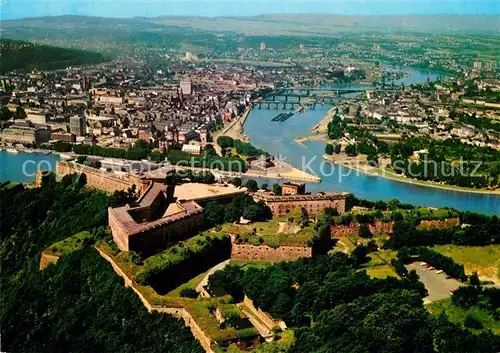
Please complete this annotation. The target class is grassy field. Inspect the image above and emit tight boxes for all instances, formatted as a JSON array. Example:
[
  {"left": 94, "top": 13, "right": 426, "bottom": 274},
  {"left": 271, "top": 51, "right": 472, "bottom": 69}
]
[
  {"left": 364, "top": 264, "right": 399, "bottom": 279},
  {"left": 221, "top": 219, "right": 314, "bottom": 247},
  {"left": 433, "top": 245, "right": 500, "bottom": 282},
  {"left": 427, "top": 298, "right": 500, "bottom": 334},
  {"left": 374, "top": 249, "right": 398, "bottom": 264},
  {"left": 229, "top": 259, "right": 274, "bottom": 270},
  {"left": 220, "top": 219, "right": 284, "bottom": 236},
  {"left": 166, "top": 270, "right": 211, "bottom": 297}
]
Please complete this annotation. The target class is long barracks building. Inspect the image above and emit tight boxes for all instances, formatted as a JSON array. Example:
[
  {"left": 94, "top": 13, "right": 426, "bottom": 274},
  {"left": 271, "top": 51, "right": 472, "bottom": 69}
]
[{"left": 253, "top": 191, "right": 351, "bottom": 217}]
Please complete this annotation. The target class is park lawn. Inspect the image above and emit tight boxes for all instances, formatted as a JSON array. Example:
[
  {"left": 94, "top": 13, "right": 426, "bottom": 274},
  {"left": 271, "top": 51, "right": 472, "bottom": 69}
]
[
  {"left": 220, "top": 218, "right": 286, "bottom": 237},
  {"left": 166, "top": 269, "right": 211, "bottom": 297},
  {"left": 335, "top": 237, "right": 357, "bottom": 252},
  {"left": 253, "top": 219, "right": 283, "bottom": 235},
  {"left": 237, "top": 226, "right": 313, "bottom": 247},
  {"left": 222, "top": 218, "right": 313, "bottom": 247},
  {"left": 227, "top": 147, "right": 245, "bottom": 159},
  {"left": 427, "top": 298, "right": 500, "bottom": 334},
  {"left": 364, "top": 264, "right": 399, "bottom": 279},
  {"left": 432, "top": 245, "right": 500, "bottom": 281},
  {"left": 229, "top": 259, "right": 274, "bottom": 270},
  {"left": 374, "top": 249, "right": 398, "bottom": 264}
]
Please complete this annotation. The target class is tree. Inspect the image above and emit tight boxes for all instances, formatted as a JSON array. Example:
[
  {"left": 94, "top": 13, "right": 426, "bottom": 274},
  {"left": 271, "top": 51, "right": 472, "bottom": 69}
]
[
  {"left": 325, "top": 144, "right": 334, "bottom": 155},
  {"left": 76, "top": 156, "right": 87, "bottom": 164},
  {"left": 334, "top": 144, "right": 341, "bottom": 154},
  {"left": 261, "top": 183, "right": 268, "bottom": 191},
  {"left": 245, "top": 179, "right": 258, "bottom": 191},
  {"left": 243, "top": 202, "right": 269, "bottom": 222},
  {"left": 217, "top": 136, "right": 234, "bottom": 149},
  {"left": 0, "top": 105, "right": 13, "bottom": 122},
  {"left": 272, "top": 183, "right": 282, "bottom": 196},
  {"left": 358, "top": 223, "right": 373, "bottom": 238},
  {"left": 224, "top": 202, "right": 241, "bottom": 223},
  {"left": 231, "top": 177, "right": 242, "bottom": 187},
  {"left": 387, "top": 199, "right": 401, "bottom": 211},
  {"left": 350, "top": 245, "right": 368, "bottom": 265},
  {"left": 14, "top": 106, "right": 26, "bottom": 121},
  {"left": 464, "top": 313, "right": 483, "bottom": 330},
  {"left": 345, "top": 144, "right": 357, "bottom": 156},
  {"left": 204, "top": 201, "right": 225, "bottom": 227},
  {"left": 469, "top": 272, "right": 481, "bottom": 286},
  {"left": 367, "top": 154, "right": 379, "bottom": 166},
  {"left": 180, "top": 288, "right": 199, "bottom": 299},
  {"left": 193, "top": 171, "right": 215, "bottom": 184}
]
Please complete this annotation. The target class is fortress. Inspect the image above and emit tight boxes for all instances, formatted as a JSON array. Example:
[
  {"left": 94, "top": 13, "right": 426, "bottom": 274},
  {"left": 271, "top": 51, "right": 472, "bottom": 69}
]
[
  {"left": 253, "top": 191, "right": 350, "bottom": 217},
  {"left": 109, "top": 174, "right": 206, "bottom": 254},
  {"left": 56, "top": 160, "right": 350, "bottom": 257}
]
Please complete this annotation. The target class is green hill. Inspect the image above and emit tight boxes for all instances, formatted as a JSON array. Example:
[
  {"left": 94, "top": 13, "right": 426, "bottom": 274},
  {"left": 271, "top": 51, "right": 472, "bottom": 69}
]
[{"left": 0, "top": 39, "right": 107, "bottom": 73}]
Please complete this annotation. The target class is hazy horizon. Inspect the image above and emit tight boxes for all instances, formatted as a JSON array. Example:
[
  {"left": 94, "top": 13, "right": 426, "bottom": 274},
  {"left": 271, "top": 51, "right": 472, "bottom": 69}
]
[{"left": 1, "top": 0, "right": 499, "bottom": 21}]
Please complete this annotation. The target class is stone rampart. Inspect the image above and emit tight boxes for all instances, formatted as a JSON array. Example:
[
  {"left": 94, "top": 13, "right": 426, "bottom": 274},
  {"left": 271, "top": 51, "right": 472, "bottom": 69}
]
[
  {"left": 56, "top": 161, "right": 149, "bottom": 194},
  {"left": 330, "top": 220, "right": 394, "bottom": 237},
  {"left": 417, "top": 217, "right": 460, "bottom": 230},
  {"left": 243, "top": 296, "right": 283, "bottom": 331},
  {"left": 95, "top": 247, "right": 215, "bottom": 353},
  {"left": 39, "top": 252, "right": 61, "bottom": 270},
  {"left": 231, "top": 240, "right": 312, "bottom": 262}
]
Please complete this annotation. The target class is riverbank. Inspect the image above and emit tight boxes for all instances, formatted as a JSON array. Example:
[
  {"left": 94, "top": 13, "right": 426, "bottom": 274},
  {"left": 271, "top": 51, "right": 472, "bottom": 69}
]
[
  {"left": 311, "top": 106, "right": 335, "bottom": 134},
  {"left": 214, "top": 105, "right": 252, "bottom": 143},
  {"left": 322, "top": 154, "right": 500, "bottom": 196},
  {"left": 215, "top": 104, "right": 321, "bottom": 183},
  {"left": 294, "top": 134, "right": 328, "bottom": 147},
  {"left": 0, "top": 145, "right": 56, "bottom": 156}
]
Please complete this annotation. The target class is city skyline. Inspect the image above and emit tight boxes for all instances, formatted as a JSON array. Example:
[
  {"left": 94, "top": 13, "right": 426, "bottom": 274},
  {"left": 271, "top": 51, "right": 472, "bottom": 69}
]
[{"left": 1, "top": 0, "right": 499, "bottom": 20}]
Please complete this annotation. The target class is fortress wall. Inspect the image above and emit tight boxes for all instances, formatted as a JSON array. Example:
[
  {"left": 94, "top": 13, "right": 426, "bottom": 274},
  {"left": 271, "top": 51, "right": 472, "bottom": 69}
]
[
  {"left": 370, "top": 220, "right": 395, "bottom": 234},
  {"left": 39, "top": 252, "right": 61, "bottom": 270},
  {"left": 417, "top": 217, "right": 460, "bottom": 230},
  {"left": 129, "top": 212, "right": 205, "bottom": 254},
  {"left": 266, "top": 198, "right": 347, "bottom": 218},
  {"left": 56, "top": 161, "right": 148, "bottom": 194},
  {"left": 231, "top": 242, "right": 312, "bottom": 262},
  {"left": 108, "top": 208, "right": 130, "bottom": 251},
  {"left": 158, "top": 308, "right": 214, "bottom": 353},
  {"left": 243, "top": 296, "right": 281, "bottom": 331},
  {"left": 330, "top": 223, "right": 358, "bottom": 237},
  {"left": 330, "top": 220, "right": 394, "bottom": 238},
  {"left": 95, "top": 247, "right": 214, "bottom": 353}
]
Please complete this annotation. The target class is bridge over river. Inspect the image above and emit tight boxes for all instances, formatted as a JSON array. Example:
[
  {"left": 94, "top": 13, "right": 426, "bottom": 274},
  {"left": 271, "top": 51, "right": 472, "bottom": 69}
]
[{"left": 255, "top": 87, "right": 399, "bottom": 109}]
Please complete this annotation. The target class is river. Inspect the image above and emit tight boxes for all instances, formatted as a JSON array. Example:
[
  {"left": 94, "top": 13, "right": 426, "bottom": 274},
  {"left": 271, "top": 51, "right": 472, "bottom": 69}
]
[
  {"left": 243, "top": 69, "right": 500, "bottom": 216},
  {"left": 0, "top": 150, "right": 60, "bottom": 183},
  {"left": 2, "top": 69, "right": 498, "bottom": 215}
]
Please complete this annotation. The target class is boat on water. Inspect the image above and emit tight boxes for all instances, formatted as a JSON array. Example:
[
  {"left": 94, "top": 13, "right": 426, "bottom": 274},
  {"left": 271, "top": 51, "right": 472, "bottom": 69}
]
[
  {"left": 36, "top": 150, "right": 52, "bottom": 155},
  {"left": 59, "top": 153, "right": 73, "bottom": 160},
  {"left": 6, "top": 148, "right": 19, "bottom": 154}
]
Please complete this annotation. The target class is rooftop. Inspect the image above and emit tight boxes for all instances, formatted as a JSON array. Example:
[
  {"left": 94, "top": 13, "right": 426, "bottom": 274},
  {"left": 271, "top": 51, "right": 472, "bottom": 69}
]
[
  {"left": 253, "top": 191, "right": 349, "bottom": 202},
  {"left": 174, "top": 182, "right": 246, "bottom": 202}
]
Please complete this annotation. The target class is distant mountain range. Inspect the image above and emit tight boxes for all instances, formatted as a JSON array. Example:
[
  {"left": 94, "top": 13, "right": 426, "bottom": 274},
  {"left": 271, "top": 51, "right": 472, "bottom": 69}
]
[{"left": 1, "top": 14, "right": 499, "bottom": 36}]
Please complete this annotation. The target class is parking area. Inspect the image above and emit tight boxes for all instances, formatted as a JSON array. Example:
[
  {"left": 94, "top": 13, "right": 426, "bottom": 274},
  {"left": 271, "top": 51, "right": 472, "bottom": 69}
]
[{"left": 406, "top": 262, "right": 462, "bottom": 302}]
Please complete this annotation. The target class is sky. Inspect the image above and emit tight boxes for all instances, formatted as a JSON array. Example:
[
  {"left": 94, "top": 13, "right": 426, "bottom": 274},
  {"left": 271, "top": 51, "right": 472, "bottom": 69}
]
[{"left": 1, "top": 0, "right": 499, "bottom": 20}]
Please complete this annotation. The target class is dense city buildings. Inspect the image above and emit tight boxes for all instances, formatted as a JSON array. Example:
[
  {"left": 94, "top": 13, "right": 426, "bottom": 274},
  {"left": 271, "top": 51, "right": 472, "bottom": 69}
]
[
  {"left": 1, "top": 10, "right": 500, "bottom": 353},
  {"left": 69, "top": 115, "right": 87, "bottom": 137}
]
